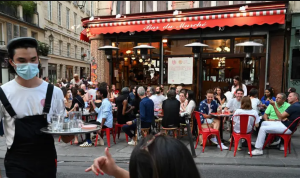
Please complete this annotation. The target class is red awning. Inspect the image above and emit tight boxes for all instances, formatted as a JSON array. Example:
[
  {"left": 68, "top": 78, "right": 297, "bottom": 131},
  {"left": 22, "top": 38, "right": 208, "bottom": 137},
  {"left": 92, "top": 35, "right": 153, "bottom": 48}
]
[
  {"left": 87, "top": 9, "right": 286, "bottom": 35},
  {"left": 80, "top": 29, "right": 89, "bottom": 43}
]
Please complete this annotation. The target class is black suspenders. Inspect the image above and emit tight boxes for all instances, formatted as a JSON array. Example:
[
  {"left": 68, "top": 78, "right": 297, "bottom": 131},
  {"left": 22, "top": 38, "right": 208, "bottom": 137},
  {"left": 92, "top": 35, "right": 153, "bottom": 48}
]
[
  {"left": 0, "top": 87, "right": 17, "bottom": 118},
  {"left": 43, "top": 84, "right": 54, "bottom": 114},
  {"left": 0, "top": 84, "right": 54, "bottom": 118}
]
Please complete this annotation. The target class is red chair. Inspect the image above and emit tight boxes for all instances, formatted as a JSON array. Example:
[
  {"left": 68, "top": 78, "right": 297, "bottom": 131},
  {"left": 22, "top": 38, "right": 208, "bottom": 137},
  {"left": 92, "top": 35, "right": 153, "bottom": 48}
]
[
  {"left": 229, "top": 114, "right": 256, "bottom": 157},
  {"left": 95, "top": 128, "right": 116, "bottom": 148},
  {"left": 263, "top": 117, "right": 300, "bottom": 157},
  {"left": 194, "top": 111, "right": 223, "bottom": 152},
  {"left": 114, "top": 123, "right": 129, "bottom": 142}
]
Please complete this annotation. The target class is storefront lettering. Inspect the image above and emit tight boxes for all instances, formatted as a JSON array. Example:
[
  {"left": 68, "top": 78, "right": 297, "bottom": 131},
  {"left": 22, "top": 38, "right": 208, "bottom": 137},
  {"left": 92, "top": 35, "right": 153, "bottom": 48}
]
[{"left": 143, "top": 21, "right": 207, "bottom": 31}]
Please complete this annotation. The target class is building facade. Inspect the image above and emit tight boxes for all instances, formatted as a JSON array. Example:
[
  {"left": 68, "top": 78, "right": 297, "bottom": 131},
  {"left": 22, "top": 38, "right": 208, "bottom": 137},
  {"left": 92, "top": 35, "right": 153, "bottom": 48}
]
[
  {"left": 82, "top": 1, "right": 287, "bottom": 101},
  {"left": 38, "top": 1, "right": 95, "bottom": 83},
  {"left": 0, "top": 2, "right": 46, "bottom": 84},
  {"left": 287, "top": 1, "right": 300, "bottom": 93}
]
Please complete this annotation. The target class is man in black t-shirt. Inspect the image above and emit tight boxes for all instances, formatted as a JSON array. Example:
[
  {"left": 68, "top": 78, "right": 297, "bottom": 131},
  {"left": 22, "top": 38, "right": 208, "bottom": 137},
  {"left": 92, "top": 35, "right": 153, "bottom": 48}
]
[{"left": 250, "top": 92, "right": 300, "bottom": 156}]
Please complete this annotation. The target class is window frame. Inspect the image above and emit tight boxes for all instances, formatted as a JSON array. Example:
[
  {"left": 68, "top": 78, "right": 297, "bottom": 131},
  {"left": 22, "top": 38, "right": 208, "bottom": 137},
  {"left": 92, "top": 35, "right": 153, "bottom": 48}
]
[
  {"left": 57, "top": 2, "right": 62, "bottom": 26},
  {"left": 74, "top": 12, "right": 77, "bottom": 33},
  {"left": 67, "top": 43, "right": 70, "bottom": 57},
  {"left": 48, "top": 2, "right": 52, "bottom": 20},
  {"left": 66, "top": 8, "right": 70, "bottom": 29}
]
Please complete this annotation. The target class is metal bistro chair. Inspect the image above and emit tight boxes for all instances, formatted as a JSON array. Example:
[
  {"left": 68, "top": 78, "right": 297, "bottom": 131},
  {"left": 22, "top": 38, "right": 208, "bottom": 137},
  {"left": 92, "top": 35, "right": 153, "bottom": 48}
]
[
  {"left": 263, "top": 117, "right": 300, "bottom": 157},
  {"left": 229, "top": 114, "right": 256, "bottom": 157},
  {"left": 194, "top": 111, "right": 223, "bottom": 153}
]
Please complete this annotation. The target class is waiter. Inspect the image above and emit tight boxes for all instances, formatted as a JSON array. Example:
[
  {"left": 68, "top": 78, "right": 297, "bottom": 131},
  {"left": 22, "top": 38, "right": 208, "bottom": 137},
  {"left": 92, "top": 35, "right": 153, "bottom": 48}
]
[{"left": 0, "top": 37, "right": 72, "bottom": 178}]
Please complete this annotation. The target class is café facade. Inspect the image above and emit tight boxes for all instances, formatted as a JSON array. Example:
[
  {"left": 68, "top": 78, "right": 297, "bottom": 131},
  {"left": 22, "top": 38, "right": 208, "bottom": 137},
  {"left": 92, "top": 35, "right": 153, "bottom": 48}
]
[{"left": 81, "top": 1, "right": 288, "bottom": 101}]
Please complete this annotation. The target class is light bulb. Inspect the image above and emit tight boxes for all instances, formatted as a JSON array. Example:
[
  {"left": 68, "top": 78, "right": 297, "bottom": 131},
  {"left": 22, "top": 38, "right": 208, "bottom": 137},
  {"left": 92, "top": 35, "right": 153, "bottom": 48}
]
[
  {"left": 139, "top": 59, "right": 143, "bottom": 63},
  {"left": 148, "top": 64, "right": 151, "bottom": 67}
]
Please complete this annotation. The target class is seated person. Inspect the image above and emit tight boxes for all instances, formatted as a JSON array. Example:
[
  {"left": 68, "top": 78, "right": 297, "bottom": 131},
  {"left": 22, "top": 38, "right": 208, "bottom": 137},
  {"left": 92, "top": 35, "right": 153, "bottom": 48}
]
[
  {"left": 80, "top": 88, "right": 113, "bottom": 147},
  {"left": 262, "top": 93, "right": 290, "bottom": 146},
  {"left": 199, "top": 89, "right": 228, "bottom": 150},
  {"left": 249, "top": 88, "right": 262, "bottom": 115},
  {"left": 158, "top": 90, "right": 180, "bottom": 128},
  {"left": 233, "top": 97, "right": 260, "bottom": 149},
  {"left": 250, "top": 92, "right": 300, "bottom": 156},
  {"left": 224, "top": 89, "right": 244, "bottom": 113},
  {"left": 122, "top": 87, "right": 154, "bottom": 146}
]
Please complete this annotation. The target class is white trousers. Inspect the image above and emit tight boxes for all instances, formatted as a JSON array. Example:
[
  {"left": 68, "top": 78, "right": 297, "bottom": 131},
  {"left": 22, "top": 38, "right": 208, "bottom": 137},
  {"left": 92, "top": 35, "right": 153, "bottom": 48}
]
[{"left": 255, "top": 121, "right": 292, "bottom": 149}]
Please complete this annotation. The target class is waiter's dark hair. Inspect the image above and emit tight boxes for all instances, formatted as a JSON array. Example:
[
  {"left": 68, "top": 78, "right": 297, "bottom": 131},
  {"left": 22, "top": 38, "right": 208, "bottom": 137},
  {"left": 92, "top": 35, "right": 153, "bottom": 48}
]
[
  {"left": 98, "top": 87, "right": 108, "bottom": 98},
  {"left": 7, "top": 42, "right": 41, "bottom": 74}
]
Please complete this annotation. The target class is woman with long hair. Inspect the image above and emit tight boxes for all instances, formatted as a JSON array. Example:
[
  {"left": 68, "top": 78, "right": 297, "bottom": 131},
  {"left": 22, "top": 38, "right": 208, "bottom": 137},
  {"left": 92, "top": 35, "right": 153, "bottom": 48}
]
[
  {"left": 231, "top": 76, "right": 247, "bottom": 96},
  {"left": 86, "top": 134, "right": 201, "bottom": 178},
  {"left": 232, "top": 97, "right": 260, "bottom": 150},
  {"left": 214, "top": 87, "right": 227, "bottom": 108},
  {"left": 260, "top": 87, "right": 276, "bottom": 115},
  {"left": 61, "top": 87, "right": 72, "bottom": 114},
  {"left": 115, "top": 87, "right": 133, "bottom": 124}
]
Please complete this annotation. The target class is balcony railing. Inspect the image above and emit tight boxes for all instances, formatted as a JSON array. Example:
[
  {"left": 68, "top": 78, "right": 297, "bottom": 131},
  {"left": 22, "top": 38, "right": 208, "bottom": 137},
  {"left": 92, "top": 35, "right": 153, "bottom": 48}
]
[
  {"left": 0, "top": 4, "right": 18, "bottom": 18},
  {"left": 0, "top": 41, "right": 5, "bottom": 45}
]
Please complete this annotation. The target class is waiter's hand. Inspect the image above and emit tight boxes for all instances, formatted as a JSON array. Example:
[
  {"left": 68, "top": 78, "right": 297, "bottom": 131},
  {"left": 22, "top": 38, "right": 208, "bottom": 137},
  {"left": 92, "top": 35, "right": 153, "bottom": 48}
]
[
  {"left": 61, "top": 135, "right": 75, "bottom": 143},
  {"left": 86, "top": 148, "right": 120, "bottom": 176}
]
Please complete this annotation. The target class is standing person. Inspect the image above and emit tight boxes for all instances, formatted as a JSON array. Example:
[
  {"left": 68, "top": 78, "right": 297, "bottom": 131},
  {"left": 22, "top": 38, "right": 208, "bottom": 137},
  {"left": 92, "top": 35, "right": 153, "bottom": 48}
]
[
  {"left": 70, "top": 74, "right": 83, "bottom": 86},
  {"left": 115, "top": 87, "right": 132, "bottom": 125},
  {"left": 146, "top": 86, "right": 155, "bottom": 98},
  {"left": 80, "top": 88, "right": 113, "bottom": 147},
  {"left": 260, "top": 87, "right": 276, "bottom": 115},
  {"left": 43, "top": 76, "right": 49, "bottom": 83},
  {"left": 122, "top": 87, "right": 154, "bottom": 146},
  {"left": 231, "top": 76, "right": 247, "bottom": 96},
  {"left": 111, "top": 84, "right": 119, "bottom": 98},
  {"left": 1, "top": 37, "right": 72, "bottom": 178},
  {"left": 128, "top": 85, "right": 136, "bottom": 105},
  {"left": 129, "top": 70, "right": 137, "bottom": 86}
]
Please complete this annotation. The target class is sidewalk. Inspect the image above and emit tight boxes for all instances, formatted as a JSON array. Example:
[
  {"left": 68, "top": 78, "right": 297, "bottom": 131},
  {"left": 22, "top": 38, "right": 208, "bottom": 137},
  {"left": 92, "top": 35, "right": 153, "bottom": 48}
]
[{"left": 0, "top": 129, "right": 299, "bottom": 168}]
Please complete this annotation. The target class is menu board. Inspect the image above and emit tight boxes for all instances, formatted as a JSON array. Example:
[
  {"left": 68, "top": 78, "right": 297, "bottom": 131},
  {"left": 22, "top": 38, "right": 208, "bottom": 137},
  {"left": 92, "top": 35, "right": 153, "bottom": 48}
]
[{"left": 168, "top": 57, "right": 193, "bottom": 84}]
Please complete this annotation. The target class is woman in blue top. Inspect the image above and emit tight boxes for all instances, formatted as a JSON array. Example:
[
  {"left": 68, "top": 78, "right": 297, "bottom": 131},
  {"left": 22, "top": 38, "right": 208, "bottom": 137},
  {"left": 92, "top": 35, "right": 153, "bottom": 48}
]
[{"left": 260, "top": 87, "right": 276, "bottom": 115}]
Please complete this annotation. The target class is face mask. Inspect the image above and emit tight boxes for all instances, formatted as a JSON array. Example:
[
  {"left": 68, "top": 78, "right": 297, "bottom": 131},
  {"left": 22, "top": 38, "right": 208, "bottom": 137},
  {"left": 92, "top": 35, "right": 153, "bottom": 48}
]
[{"left": 13, "top": 62, "right": 39, "bottom": 80}]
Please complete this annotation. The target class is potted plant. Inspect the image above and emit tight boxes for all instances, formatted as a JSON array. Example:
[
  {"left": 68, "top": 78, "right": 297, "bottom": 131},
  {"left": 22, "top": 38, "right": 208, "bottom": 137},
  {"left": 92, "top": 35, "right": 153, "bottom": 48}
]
[{"left": 81, "top": 53, "right": 87, "bottom": 58}]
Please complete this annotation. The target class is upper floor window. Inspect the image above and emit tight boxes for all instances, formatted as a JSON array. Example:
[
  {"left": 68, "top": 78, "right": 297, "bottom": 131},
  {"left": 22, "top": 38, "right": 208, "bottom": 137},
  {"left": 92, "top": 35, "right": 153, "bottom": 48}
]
[
  {"left": 48, "top": 2, "right": 52, "bottom": 20},
  {"left": 157, "top": 1, "right": 167, "bottom": 11},
  {"left": 143, "top": 1, "right": 153, "bottom": 12},
  {"left": 66, "top": 8, "right": 70, "bottom": 29},
  {"left": 49, "top": 35, "right": 54, "bottom": 54},
  {"left": 74, "top": 12, "right": 77, "bottom": 33},
  {"left": 57, "top": 2, "right": 62, "bottom": 26},
  {"left": 116, "top": 1, "right": 126, "bottom": 14},
  {"left": 130, "top": 1, "right": 140, "bottom": 14}
]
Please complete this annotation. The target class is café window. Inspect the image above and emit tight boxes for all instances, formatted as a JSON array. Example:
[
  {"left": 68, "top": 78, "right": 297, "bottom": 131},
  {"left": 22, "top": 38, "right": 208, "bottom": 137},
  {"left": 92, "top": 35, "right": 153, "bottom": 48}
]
[
  {"left": 234, "top": 37, "right": 266, "bottom": 53},
  {"left": 163, "top": 39, "right": 196, "bottom": 55},
  {"left": 203, "top": 39, "right": 231, "bottom": 53}
]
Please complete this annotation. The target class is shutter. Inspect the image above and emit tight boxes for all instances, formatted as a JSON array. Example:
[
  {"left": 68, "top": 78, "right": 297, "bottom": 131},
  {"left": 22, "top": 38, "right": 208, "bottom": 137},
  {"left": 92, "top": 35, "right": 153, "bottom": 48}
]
[
  {"left": 145, "top": 1, "right": 153, "bottom": 12},
  {"left": 157, "top": 1, "right": 167, "bottom": 11},
  {"left": 130, "top": 1, "right": 140, "bottom": 14},
  {"left": 13, "top": 25, "right": 19, "bottom": 38},
  {"left": 233, "top": 1, "right": 246, "bottom": 4},
  {"left": 203, "top": 1, "right": 211, "bottom": 7},
  {"left": 20, "top": 27, "right": 27, "bottom": 37},
  {"left": 6, "top": 23, "right": 12, "bottom": 42},
  {"left": 217, "top": 1, "right": 229, "bottom": 6}
]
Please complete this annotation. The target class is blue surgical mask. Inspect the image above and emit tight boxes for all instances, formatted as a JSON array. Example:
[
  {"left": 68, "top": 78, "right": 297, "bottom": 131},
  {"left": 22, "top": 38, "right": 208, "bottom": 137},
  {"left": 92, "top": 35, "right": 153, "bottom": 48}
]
[{"left": 13, "top": 62, "right": 39, "bottom": 80}]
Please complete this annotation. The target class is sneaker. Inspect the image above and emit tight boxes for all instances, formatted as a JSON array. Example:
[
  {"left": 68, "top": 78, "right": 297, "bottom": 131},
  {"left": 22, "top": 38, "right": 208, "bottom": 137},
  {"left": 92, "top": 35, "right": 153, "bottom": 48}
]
[
  {"left": 217, "top": 143, "right": 228, "bottom": 150},
  {"left": 80, "top": 141, "right": 92, "bottom": 147},
  {"left": 248, "top": 149, "right": 263, "bottom": 156},
  {"left": 270, "top": 138, "right": 281, "bottom": 146},
  {"left": 128, "top": 139, "right": 136, "bottom": 146},
  {"left": 210, "top": 137, "right": 218, "bottom": 145},
  {"left": 280, "top": 144, "right": 284, "bottom": 151},
  {"left": 99, "top": 137, "right": 104, "bottom": 146}
]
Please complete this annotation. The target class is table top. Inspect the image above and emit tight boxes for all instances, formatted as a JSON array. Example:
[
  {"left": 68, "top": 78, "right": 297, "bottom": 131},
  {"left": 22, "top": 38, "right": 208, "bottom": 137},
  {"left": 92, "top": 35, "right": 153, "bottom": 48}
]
[
  {"left": 40, "top": 126, "right": 101, "bottom": 135},
  {"left": 210, "top": 112, "right": 233, "bottom": 117}
]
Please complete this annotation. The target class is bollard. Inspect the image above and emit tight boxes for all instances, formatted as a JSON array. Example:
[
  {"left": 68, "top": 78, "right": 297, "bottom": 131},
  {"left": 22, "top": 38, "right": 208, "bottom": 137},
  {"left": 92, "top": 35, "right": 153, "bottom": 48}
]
[{"left": 184, "top": 113, "right": 197, "bottom": 158}]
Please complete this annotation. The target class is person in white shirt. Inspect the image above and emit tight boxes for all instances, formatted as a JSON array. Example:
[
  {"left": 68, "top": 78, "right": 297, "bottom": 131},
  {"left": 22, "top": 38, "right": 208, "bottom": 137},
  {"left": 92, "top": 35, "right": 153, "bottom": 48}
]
[
  {"left": 225, "top": 89, "right": 244, "bottom": 113},
  {"left": 1, "top": 37, "right": 72, "bottom": 178},
  {"left": 150, "top": 86, "right": 166, "bottom": 117},
  {"left": 70, "top": 74, "right": 83, "bottom": 87},
  {"left": 175, "top": 85, "right": 183, "bottom": 101},
  {"left": 249, "top": 88, "right": 262, "bottom": 115},
  {"left": 231, "top": 76, "right": 247, "bottom": 96},
  {"left": 233, "top": 97, "right": 260, "bottom": 149}
]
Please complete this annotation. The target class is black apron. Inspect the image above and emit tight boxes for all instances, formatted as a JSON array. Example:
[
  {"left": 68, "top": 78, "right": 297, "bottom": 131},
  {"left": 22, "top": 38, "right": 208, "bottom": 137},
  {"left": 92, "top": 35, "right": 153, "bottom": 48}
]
[{"left": 0, "top": 84, "right": 57, "bottom": 178}]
